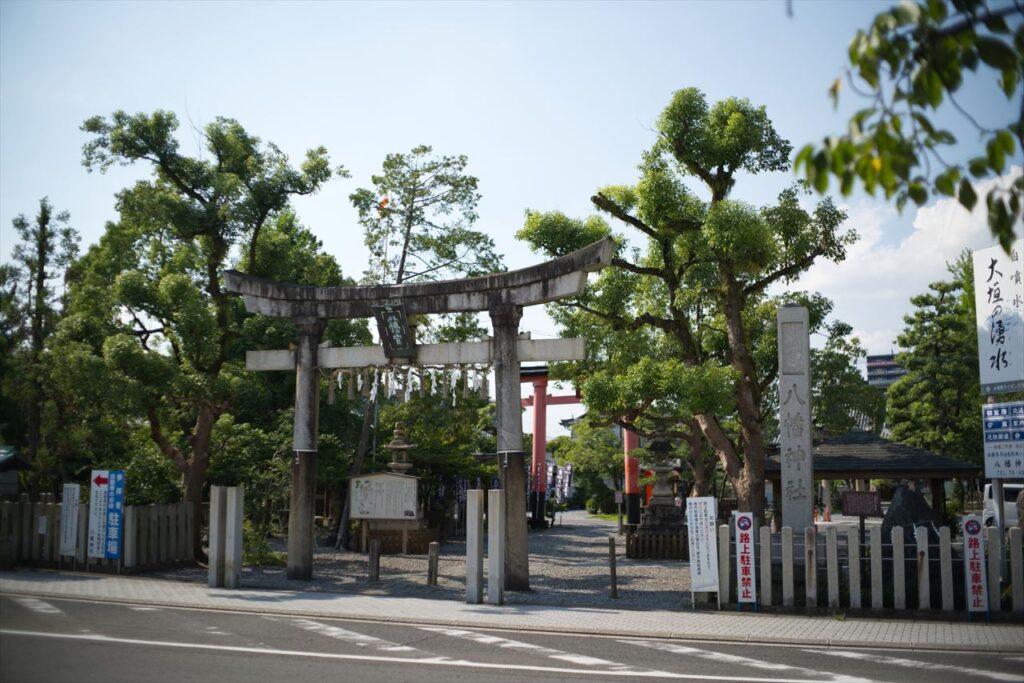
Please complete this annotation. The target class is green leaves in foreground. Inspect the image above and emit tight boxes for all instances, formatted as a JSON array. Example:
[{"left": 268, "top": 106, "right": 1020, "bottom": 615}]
[{"left": 796, "top": 0, "right": 1023, "bottom": 250}]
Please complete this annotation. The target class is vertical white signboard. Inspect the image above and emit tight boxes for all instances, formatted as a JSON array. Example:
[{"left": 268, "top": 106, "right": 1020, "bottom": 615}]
[
  {"left": 962, "top": 516, "right": 989, "bottom": 613},
  {"left": 59, "top": 483, "right": 80, "bottom": 557},
  {"left": 686, "top": 497, "right": 719, "bottom": 594},
  {"left": 88, "top": 470, "right": 109, "bottom": 559},
  {"left": 973, "top": 240, "right": 1024, "bottom": 395},
  {"left": 734, "top": 512, "right": 757, "bottom": 604}
]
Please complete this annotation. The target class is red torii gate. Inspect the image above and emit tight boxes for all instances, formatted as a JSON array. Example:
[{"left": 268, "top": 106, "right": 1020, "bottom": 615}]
[{"left": 521, "top": 366, "right": 580, "bottom": 527}]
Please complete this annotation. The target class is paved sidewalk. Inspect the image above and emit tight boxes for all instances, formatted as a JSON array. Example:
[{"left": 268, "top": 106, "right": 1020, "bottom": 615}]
[{"left": 2, "top": 569, "right": 1022, "bottom": 653}]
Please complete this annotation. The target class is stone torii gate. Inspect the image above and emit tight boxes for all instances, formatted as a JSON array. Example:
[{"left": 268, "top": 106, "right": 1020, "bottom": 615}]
[{"left": 223, "top": 237, "right": 613, "bottom": 586}]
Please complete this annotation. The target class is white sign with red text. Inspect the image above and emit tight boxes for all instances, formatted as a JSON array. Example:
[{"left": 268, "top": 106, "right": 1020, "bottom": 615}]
[
  {"left": 962, "top": 515, "right": 989, "bottom": 613},
  {"left": 734, "top": 512, "right": 757, "bottom": 604}
]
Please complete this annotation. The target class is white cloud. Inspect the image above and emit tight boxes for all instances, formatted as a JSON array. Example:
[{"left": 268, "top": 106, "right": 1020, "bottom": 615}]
[{"left": 794, "top": 168, "right": 1023, "bottom": 355}]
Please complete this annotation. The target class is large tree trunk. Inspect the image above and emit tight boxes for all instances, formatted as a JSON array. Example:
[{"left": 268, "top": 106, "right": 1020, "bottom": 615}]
[{"left": 683, "top": 418, "right": 710, "bottom": 497}]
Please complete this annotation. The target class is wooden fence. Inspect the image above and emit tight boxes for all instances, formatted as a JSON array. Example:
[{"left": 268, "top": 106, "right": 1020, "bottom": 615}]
[
  {"left": 0, "top": 498, "right": 193, "bottom": 571},
  {"left": 625, "top": 528, "right": 688, "bottom": 560},
  {"left": 712, "top": 524, "right": 1024, "bottom": 613}
]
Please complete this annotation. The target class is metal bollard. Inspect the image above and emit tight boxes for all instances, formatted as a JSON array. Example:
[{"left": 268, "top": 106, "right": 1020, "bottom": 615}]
[
  {"left": 427, "top": 541, "right": 439, "bottom": 586},
  {"left": 368, "top": 539, "right": 381, "bottom": 583},
  {"left": 608, "top": 535, "right": 618, "bottom": 599}
]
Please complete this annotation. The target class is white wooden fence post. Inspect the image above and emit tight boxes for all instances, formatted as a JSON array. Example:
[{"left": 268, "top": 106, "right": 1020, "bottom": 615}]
[
  {"left": 986, "top": 526, "right": 1001, "bottom": 610},
  {"left": 1010, "top": 528, "right": 1023, "bottom": 613},
  {"left": 916, "top": 526, "right": 930, "bottom": 610},
  {"left": 826, "top": 527, "right": 839, "bottom": 609},
  {"left": 487, "top": 488, "right": 505, "bottom": 605},
  {"left": 893, "top": 527, "right": 906, "bottom": 610},
  {"left": 759, "top": 525, "right": 772, "bottom": 606},
  {"left": 805, "top": 526, "right": 817, "bottom": 609},
  {"left": 847, "top": 528, "right": 861, "bottom": 609},
  {"left": 208, "top": 486, "right": 226, "bottom": 588},
  {"left": 225, "top": 487, "right": 244, "bottom": 588},
  {"left": 782, "top": 527, "right": 794, "bottom": 607},
  {"left": 939, "top": 526, "right": 954, "bottom": 611},
  {"left": 870, "top": 526, "right": 883, "bottom": 609}
]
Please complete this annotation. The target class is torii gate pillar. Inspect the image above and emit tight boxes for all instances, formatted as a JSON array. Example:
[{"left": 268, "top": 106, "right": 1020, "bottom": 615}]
[
  {"left": 289, "top": 319, "right": 324, "bottom": 580},
  {"left": 490, "top": 304, "right": 529, "bottom": 590}
]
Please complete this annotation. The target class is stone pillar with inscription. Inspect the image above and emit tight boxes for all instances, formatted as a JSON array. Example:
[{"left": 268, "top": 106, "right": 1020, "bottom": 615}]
[{"left": 777, "top": 305, "right": 814, "bottom": 533}]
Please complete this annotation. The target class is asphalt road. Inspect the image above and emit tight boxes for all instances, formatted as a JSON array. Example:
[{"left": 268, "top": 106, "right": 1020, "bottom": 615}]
[{"left": 1, "top": 595, "right": 1021, "bottom": 683}]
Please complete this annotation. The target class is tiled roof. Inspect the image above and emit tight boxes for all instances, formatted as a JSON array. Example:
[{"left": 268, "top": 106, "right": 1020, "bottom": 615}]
[{"left": 766, "top": 432, "right": 980, "bottom": 479}]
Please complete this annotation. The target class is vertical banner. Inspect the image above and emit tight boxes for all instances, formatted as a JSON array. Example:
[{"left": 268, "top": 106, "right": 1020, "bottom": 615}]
[
  {"left": 686, "top": 497, "right": 719, "bottom": 593},
  {"left": 963, "top": 516, "right": 989, "bottom": 612},
  {"left": 734, "top": 512, "right": 757, "bottom": 604},
  {"left": 88, "top": 469, "right": 125, "bottom": 560},
  {"left": 973, "top": 240, "right": 1024, "bottom": 395},
  {"left": 59, "top": 483, "right": 80, "bottom": 557}
]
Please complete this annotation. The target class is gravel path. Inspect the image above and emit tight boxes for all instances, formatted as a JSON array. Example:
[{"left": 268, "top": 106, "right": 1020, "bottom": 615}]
[{"left": 154, "top": 510, "right": 694, "bottom": 611}]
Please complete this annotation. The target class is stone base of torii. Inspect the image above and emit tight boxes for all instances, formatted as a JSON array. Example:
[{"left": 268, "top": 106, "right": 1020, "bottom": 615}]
[{"left": 223, "top": 237, "right": 614, "bottom": 588}]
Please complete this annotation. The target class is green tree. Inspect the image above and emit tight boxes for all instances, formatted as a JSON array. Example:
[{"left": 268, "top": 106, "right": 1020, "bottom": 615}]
[
  {"left": 548, "top": 420, "right": 624, "bottom": 511},
  {"left": 811, "top": 322, "right": 886, "bottom": 437},
  {"left": 2, "top": 198, "right": 80, "bottom": 492},
  {"left": 886, "top": 253, "right": 984, "bottom": 464},
  {"left": 62, "top": 111, "right": 340, "bottom": 556},
  {"left": 796, "top": 0, "right": 1023, "bottom": 249},
  {"left": 519, "top": 88, "right": 855, "bottom": 517}
]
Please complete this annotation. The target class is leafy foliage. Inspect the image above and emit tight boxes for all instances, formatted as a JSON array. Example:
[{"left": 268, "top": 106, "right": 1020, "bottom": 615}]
[
  {"left": 796, "top": 0, "right": 1024, "bottom": 249},
  {"left": 518, "top": 88, "right": 858, "bottom": 515},
  {"left": 886, "top": 253, "right": 986, "bottom": 463}
]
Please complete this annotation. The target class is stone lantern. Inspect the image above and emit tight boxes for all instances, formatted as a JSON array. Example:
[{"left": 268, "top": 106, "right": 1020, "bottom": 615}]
[{"left": 385, "top": 422, "right": 416, "bottom": 474}]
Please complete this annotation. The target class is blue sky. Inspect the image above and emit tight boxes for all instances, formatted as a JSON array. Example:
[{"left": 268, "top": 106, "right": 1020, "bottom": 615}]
[{"left": 1, "top": 1, "right": 1019, "bottom": 433}]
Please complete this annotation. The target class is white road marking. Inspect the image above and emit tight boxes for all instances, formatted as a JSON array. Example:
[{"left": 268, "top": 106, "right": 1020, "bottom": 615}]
[
  {"left": 421, "top": 626, "right": 657, "bottom": 672},
  {"left": 807, "top": 649, "right": 1024, "bottom": 683},
  {"left": 291, "top": 618, "right": 417, "bottom": 652},
  {"left": 129, "top": 607, "right": 160, "bottom": 612},
  {"left": 204, "top": 625, "right": 232, "bottom": 637},
  {"left": 626, "top": 640, "right": 872, "bottom": 683},
  {"left": 0, "top": 629, "right": 850, "bottom": 681},
  {"left": 10, "top": 597, "right": 63, "bottom": 615}
]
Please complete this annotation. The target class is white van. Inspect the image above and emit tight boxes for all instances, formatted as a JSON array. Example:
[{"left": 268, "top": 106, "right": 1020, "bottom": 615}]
[{"left": 983, "top": 483, "right": 1022, "bottom": 528}]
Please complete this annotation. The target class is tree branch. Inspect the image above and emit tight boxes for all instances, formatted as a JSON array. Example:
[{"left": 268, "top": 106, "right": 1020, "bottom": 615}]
[{"left": 591, "top": 193, "right": 658, "bottom": 239}]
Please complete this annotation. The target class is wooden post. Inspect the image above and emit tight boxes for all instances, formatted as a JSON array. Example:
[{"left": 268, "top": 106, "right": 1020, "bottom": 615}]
[
  {"left": 465, "top": 489, "right": 483, "bottom": 604},
  {"left": 870, "top": 525, "right": 883, "bottom": 609},
  {"left": 893, "top": 527, "right": 906, "bottom": 610},
  {"left": 76, "top": 506, "right": 87, "bottom": 566},
  {"left": 759, "top": 526, "right": 772, "bottom": 606},
  {"left": 147, "top": 504, "right": 158, "bottom": 565},
  {"left": 368, "top": 539, "right": 380, "bottom": 583},
  {"left": 184, "top": 502, "right": 195, "bottom": 561},
  {"left": 939, "top": 526, "right": 954, "bottom": 611},
  {"left": 427, "top": 541, "right": 439, "bottom": 586},
  {"left": 805, "top": 526, "right": 817, "bottom": 609},
  {"left": 608, "top": 536, "right": 618, "bottom": 599},
  {"left": 782, "top": 527, "right": 794, "bottom": 607},
  {"left": 916, "top": 526, "right": 930, "bottom": 610},
  {"left": 826, "top": 526, "right": 839, "bottom": 609},
  {"left": 1010, "top": 528, "right": 1023, "bottom": 613},
  {"left": 847, "top": 528, "right": 861, "bottom": 609}
]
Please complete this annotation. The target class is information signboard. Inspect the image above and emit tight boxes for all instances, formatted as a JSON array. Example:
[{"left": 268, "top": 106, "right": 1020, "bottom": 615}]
[
  {"left": 734, "top": 512, "right": 757, "bottom": 604},
  {"left": 962, "top": 515, "right": 989, "bottom": 613},
  {"left": 686, "top": 497, "right": 719, "bottom": 593},
  {"left": 59, "top": 483, "right": 80, "bottom": 557},
  {"left": 841, "top": 491, "right": 883, "bottom": 517},
  {"left": 87, "top": 470, "right": 124, "bottom": 560},
  {"left": 350, "top": 473, "right": 419, "bottom": 520},
  {"left": 981, "top": 400, "right": 1024, "bottom": 478},
  {"left": 973, "top": 241, "right": 1024, "bottom": 395}
]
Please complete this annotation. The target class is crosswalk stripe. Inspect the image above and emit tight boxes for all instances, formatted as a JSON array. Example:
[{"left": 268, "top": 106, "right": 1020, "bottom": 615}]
[
  {"left": 10, "top": 597, "right": 63, "bottom": 615},
  {"left": 420, "top": 626, "right": 648, "bottom": 673},
  {"left": 293, "top": 619, "right": 417, "bottom": 652},
  {"left": 806, "top": 649, "right": 1024, "bottom": 683},
  {"left": 625, "top": 640, "right": 871, "bottom": 683}
]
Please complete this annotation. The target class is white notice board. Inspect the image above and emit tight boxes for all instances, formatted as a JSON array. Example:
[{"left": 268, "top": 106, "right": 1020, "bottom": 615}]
[
  {"left": 350, "top": 473, "right": 419, "bottom": 520},
  {"left": 686, "top": 496, "right": 719, "bottom": 593}
]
